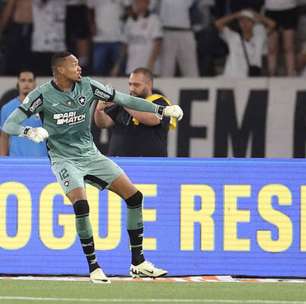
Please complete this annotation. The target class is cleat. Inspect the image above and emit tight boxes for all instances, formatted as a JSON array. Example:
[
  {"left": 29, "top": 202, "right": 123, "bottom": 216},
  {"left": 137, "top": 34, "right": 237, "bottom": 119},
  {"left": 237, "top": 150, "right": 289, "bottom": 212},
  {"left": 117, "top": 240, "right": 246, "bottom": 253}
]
[
  {"left": 130, "top": 260, "right": 167, "bottom": 278},
  {"left": 90, "top": 268, "right": 111, "bottom": 284}
]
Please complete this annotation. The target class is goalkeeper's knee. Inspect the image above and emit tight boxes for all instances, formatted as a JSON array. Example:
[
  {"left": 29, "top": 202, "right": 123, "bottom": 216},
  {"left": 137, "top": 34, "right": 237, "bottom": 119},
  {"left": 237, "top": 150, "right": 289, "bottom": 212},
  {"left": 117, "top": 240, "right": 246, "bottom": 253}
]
[{"left": 125, "top": 191, "right": 143, "bottom": 209}]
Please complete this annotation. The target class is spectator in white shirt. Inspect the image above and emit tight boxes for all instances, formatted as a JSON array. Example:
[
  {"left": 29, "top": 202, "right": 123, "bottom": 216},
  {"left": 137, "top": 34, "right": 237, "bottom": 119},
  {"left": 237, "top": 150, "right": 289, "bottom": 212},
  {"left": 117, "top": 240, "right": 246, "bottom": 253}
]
[
  {"left": 158, "top": 0, "right": 199, "bottom": 77},
  {"left": 31, "top": 0, "right": 66, "bottom": 76},
  {"left": 65, "top": 0, "right": 91, "bottom": 72},
  {"left": 88, "top": 0, "right": 126, "bottom": 76},
  {"left": 215, "top": 9, "right": 275, "bottom": 78},
  {"left": 264, "top": 0, "right": 298, "bottom": 76},
  {"left": 117, "top": 0, "right": 163, "bottom": 75},
  {"left": 0, "top": 0, "right": 33, "bottom": 75}
]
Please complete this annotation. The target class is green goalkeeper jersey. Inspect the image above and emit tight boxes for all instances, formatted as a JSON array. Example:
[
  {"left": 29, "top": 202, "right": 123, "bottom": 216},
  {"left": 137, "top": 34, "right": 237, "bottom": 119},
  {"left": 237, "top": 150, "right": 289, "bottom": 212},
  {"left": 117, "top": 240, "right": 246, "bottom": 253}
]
[{"left": 18, "top": 77, "right": 160, "bottom": 162}]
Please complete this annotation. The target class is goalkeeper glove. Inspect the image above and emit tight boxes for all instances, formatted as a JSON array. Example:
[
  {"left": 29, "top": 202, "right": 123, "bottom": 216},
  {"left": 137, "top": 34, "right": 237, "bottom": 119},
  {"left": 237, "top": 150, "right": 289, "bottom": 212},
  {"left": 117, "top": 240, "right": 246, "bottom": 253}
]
[
  {"left": 21, "top": 127, "right": 49, "bottom": 143},
  {"left": 162, "top": 105, "right": 184, "bottom": 121}
]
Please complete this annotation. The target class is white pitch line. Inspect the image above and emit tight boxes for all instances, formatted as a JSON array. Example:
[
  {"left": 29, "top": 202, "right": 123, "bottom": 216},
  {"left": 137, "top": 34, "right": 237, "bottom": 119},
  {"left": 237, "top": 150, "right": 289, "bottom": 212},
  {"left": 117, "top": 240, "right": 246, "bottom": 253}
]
[
  {"left": 0, "top": 276, "right": 306, "bottom": 284},
  {"left": 0, "top": 297, "right": 306, "bottom": 304}
]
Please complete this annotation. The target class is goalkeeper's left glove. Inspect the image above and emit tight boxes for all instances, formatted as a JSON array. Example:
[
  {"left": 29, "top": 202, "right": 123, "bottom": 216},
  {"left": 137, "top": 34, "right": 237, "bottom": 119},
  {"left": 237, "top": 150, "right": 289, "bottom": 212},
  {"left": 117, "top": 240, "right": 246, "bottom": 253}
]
[
  {"left": 20, "top": 127, "right": 49, "bottom": 143},
  {"left": 162, "top": 105, "right": 184, "bottom": 121}
]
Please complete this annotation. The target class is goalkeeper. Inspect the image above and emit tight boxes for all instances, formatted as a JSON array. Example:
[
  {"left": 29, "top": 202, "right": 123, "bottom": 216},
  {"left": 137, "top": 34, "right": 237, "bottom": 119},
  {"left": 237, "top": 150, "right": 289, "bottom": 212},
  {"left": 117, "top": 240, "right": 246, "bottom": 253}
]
[{"left": 2, "top": 51, "right": 183, "bottom": 284}]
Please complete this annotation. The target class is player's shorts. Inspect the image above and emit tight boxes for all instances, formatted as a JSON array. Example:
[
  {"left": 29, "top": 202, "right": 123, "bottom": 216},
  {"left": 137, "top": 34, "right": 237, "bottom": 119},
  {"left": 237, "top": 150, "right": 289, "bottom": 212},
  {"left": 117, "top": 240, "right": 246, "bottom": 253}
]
[
  {"left": 51, "top": 152, "right": 124, "bottom": 194},
  {"left": 65, "top": 4, "right": 90, "bottom": 40}
]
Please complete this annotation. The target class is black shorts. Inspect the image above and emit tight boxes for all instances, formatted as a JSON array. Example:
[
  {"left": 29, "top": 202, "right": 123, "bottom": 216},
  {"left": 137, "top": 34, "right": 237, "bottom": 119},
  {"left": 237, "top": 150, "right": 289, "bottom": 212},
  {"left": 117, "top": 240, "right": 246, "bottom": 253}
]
[
  {"left": 265, "top": 7, "right": 298, "bottom": 30},
  {"left": 65, "top": 4, "right": 90, "bottom": 40}
]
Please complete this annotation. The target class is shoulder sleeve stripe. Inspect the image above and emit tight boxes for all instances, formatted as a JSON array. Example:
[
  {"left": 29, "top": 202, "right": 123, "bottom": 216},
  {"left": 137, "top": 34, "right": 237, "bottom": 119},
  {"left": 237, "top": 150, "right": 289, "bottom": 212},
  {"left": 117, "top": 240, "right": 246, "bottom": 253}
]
[
  {"left": 19, "top": 94, "right": 43, "bottom": 116},
  {"left": 91, "top": 84, "right": 115, "bottom": 102},
  {"left": 28, "top": 94, "right": 44, "bottom": 113}
]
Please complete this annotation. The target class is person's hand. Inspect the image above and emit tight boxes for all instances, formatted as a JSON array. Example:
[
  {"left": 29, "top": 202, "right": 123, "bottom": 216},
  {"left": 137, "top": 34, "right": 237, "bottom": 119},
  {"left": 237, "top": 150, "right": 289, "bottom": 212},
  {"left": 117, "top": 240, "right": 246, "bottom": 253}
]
[
  {"left": 21, "top": 127, "right": 49, "bottom": 143},
  {"left": 235, "top": 10, "right": 244, "bottom": 19},
  {"left": 96, "top": 100, "right": 114, "bottom": 111},
  {"left": 163, "top": 105, "right": 184, "bottom": 121},
  {"left": 249, "top": 9, "right": 261, "bottom": 21}
]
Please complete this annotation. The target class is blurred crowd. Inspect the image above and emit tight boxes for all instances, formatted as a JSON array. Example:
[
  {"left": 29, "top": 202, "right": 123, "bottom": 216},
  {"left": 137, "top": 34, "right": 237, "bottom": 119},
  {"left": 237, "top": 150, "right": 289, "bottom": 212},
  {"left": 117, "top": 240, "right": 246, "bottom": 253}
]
[{"left": 1, "top": 0, "right": 306, "bottom": 78}]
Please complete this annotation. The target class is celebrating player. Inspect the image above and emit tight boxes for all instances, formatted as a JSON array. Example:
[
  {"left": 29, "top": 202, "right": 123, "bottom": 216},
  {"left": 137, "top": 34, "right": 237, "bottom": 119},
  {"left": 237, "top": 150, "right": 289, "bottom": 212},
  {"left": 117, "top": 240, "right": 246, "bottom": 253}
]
[{"left": 2, "top": 51, "right": 183, "bottom": 283}]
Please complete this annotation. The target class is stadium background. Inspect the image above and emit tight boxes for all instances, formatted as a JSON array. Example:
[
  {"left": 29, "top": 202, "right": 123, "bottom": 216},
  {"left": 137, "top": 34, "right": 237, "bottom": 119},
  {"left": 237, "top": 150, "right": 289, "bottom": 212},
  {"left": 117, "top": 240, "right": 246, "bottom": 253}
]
[
  {"left": 1, "top": 77, "right": 306, "bottom": 278},
  {"left": 1, "top": 3, "right": 306, "bottom": 303},
  {"left": 1, "top": 77, "right": 306, "bottom": 158}
]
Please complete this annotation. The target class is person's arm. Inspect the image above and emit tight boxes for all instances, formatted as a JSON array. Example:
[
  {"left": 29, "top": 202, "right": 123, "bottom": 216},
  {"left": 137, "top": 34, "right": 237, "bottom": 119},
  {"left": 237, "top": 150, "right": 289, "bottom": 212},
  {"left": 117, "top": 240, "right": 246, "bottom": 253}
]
[
  {"left": 110, "top": 43, "right": 127, "bottom": 77},
  {"left": 88, "top": 6, "right": 96, "bottom": 37},
  {"left": 147, "top": 14, "right": 163, "bottom": 71},
  {"left": 0, "top": 131, "right": 9, "bottom": 156},
  {"left": 2, "top": 88, "right": 49, "bottom": 142},
  {"left": 2, "top": 108, "right": 27, "bottom": 135},
  {"left": 215, "top": 11, "right": 241, "bottom": 31},
  {"left": 253, "top": 11, "right": 276, "bottom": 34},
  {"left": 94, "top": 101, "right": 115, "bottom": 128},
  {"left": 90, "top": 78, "right": 184, "bottom": 120},
  {"left": 124, "top": 95, "right": 170, "bottom": 126},
  {"left": 114, "top": 91, "right": 183, "bottom": 120},
  {"left": 114, "top": 90, "right": 159, "bottom": 113},
  {"left": 2, "top": 108, "right": 48, "bottom": 142},
  {"left": 0, "top": 0, "right": 16, "bottom": 32},
  {"left": 147, "top": 38, "right": 162, "bottom": 72},
  {"left": 297, "top": 50, "right": 306, "bottom": 73},
  {"left": 124, "top": 107, "right": 161, "bottom": 126}
]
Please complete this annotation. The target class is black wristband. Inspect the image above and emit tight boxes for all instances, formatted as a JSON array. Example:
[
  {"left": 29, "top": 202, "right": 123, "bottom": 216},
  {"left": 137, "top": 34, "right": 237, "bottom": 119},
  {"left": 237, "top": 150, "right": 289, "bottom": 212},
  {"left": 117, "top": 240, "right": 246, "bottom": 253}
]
[
  {"left": 23, "top": 127, "right": 31, "bottom": 136},
  {"left": 157, "top": 105, "right": 164, "bottom": 116}
]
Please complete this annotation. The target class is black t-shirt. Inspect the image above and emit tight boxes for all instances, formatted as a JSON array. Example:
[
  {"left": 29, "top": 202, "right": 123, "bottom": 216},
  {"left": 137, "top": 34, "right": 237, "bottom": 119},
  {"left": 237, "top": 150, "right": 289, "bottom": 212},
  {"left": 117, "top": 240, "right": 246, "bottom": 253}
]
[{"left": 105, "top": 96, "right": 170, "bottom": 157}]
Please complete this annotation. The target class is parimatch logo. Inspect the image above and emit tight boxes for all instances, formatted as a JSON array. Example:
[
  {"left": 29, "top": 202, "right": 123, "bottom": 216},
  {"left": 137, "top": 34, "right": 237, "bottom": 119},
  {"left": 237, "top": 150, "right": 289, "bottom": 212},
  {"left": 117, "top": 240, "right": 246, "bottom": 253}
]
[{"left": 53, "top": 112, "right": 85, "bottom": 125}]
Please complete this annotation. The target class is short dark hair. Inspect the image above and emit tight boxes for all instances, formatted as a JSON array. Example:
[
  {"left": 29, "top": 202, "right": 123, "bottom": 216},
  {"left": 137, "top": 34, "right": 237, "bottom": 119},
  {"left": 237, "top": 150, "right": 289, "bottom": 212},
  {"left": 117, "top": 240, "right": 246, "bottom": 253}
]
[
  {"left": 131, "top": 67, "right": 154, "bottom": 83},
  {"left": 18, "top": 68, "right": 36, "bottom": 79},
  {"left": 51, "top": 51, "right": 73, "bottom": 71}
]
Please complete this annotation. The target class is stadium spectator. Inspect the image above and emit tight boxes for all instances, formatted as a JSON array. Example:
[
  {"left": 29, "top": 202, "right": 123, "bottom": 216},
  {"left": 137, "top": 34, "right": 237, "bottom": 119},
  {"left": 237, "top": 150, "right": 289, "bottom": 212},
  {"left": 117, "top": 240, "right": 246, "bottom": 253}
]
[
  {"left": 125, "top": 0, "right": 160, "bottom": 13},
  {"left": 229, "top": 0, "right": 264, "bottom": 13},
  {"left": 87, "top": 0, "right": 126, "bottom": 76},
  {"left": 190, "top": 0, "right": 224, "bottom": 76},
  {"left": 31, "top": 0, "right": 66, "bottom": 76},
  {"left": 0, "top": 0, "right": 33, "bottom": 75},
  {"left": 0, "top": 88, "right": 18, "bottom": 110},
  {"left": 214, "top": 0, "right": 264, "bottom": 17},
  {"left": 159, "top": 0, "right": 199, "bottom": 77},
  {"left": 215, "top": 9, "right": 275, "bottom": 78},
  {"left": 0, "top": 69, "right": 47, "bottom": 157},
  {"left": 118, "top": 0, "right": 163, "bottom": 76},
  {"left": 2, "top": 51, "right": 183, "bottom": 283},
  {"left": 296, "top": 19, "right": 306, "bottom": 76},
  {"left": 65, "top": 0, "right": 91, "bottom": 74},
  {"left": 297, "top": 44, "right": 306, "bottom": 76},
  {"left": 296, "top": 0, "right": 306, "bottom": 55},
  {"left": 264, "top": 0, "right": 298, "bottom": 76},
  {"left": 94, "top": 67, "right": 176, "bottom": 157}
]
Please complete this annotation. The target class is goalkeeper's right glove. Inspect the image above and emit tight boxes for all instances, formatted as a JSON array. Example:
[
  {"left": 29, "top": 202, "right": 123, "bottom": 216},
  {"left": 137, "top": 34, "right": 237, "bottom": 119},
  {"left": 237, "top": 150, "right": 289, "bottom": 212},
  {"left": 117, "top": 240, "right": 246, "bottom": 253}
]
[{"left": 20, "top": 127, "right": 49, "bottom": 143}]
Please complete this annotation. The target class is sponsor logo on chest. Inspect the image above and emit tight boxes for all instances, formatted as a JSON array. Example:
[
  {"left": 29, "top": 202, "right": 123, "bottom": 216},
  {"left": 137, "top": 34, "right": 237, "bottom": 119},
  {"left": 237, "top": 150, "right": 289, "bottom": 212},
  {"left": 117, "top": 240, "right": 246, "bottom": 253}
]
[{"left": 53, "top": 112, "right": 85, "bottom": 125}]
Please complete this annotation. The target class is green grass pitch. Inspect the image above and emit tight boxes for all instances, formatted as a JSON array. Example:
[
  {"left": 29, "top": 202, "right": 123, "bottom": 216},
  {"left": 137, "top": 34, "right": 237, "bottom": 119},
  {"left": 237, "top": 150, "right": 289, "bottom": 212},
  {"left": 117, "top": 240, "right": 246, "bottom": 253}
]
[{"left": 0, "top": 279, "right": 306, "bottom": 304}]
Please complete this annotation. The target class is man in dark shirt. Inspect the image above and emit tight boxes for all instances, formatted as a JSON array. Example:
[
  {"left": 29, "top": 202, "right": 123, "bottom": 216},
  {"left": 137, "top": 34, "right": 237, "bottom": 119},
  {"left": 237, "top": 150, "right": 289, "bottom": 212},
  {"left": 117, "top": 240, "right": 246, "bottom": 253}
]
[{"left": 94, "top": 67, "right": 176, "bottom": 156}]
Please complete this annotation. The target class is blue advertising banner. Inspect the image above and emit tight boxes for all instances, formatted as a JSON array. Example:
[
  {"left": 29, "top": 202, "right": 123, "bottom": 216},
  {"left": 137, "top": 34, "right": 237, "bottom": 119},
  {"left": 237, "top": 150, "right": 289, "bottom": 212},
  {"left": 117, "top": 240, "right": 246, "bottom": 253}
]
[{"left": 0, "top": 158, "right": 305, "bottom": 277}]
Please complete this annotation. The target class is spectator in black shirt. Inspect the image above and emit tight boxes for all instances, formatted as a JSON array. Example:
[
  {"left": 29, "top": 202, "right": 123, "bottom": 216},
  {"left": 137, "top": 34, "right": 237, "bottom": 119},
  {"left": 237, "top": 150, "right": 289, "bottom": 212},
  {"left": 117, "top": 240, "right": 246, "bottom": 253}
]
[{"left": 94, "top": 67, "right": 176, "bottom": 157}]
